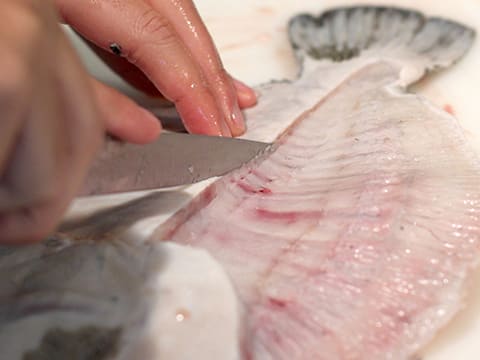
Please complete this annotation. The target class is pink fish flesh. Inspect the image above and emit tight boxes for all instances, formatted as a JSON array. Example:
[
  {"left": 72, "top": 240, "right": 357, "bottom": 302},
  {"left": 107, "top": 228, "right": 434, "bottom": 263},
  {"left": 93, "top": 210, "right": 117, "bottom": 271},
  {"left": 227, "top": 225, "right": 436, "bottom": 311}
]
[{"left": 151, "top": 7, "right": 480, "bottom": 360}]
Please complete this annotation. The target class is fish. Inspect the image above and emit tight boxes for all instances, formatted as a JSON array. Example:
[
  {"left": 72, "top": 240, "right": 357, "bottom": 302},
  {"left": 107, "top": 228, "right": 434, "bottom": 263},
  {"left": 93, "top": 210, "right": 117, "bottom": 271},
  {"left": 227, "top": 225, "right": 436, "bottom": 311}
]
[
  {"left": 0, "top": 6, "right": 478, "bottom": 360},
  {"left": 152, "top": 6, "right": 480, "bottom": 359}
]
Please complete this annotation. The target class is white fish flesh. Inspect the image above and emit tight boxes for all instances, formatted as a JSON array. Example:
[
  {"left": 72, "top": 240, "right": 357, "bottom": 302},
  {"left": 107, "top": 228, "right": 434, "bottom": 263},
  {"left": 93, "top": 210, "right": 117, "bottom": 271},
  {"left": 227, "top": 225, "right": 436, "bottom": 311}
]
[{"left": 0, "top": 6, "right": 478, "bottom": 360}]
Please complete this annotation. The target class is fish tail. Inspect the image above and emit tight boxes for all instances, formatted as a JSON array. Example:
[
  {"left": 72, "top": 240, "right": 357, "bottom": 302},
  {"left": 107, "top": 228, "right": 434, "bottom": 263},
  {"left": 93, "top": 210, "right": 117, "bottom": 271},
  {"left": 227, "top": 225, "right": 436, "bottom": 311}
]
[{"left": 289, "top": 6, "right": 475, "bottom": 86}]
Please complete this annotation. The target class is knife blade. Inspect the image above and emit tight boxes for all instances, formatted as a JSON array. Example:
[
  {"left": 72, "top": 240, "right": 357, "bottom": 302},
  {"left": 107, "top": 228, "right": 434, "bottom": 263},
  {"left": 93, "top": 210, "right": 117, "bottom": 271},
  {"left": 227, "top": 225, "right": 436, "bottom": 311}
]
[{"left": 80, "top": 133, "right": 271, "bottom": 196}]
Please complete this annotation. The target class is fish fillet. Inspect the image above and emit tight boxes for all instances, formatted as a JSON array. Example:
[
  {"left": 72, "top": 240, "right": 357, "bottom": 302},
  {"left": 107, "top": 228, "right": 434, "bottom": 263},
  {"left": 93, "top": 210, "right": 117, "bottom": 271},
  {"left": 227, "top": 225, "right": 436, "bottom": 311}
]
[
  {"left": 152, "top": 7, "right": 480, "bottom": 360},
  {"left": 0, "top": 6, "right": 478, "bottom": 360}
]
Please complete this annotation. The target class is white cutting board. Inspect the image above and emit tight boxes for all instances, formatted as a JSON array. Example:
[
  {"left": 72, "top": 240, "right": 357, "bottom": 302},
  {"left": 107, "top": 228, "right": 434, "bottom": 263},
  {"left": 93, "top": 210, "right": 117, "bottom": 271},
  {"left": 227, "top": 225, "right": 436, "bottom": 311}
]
[{"left": 68, "top": 0, "right": 480, "bottom": 358}]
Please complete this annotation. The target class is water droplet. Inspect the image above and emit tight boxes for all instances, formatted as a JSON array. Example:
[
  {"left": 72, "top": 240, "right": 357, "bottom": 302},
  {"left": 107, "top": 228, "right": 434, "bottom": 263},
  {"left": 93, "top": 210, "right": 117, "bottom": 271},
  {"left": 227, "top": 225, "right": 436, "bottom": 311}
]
[{"left": 175, "top": 308, "right": 191, "bottom": 323}]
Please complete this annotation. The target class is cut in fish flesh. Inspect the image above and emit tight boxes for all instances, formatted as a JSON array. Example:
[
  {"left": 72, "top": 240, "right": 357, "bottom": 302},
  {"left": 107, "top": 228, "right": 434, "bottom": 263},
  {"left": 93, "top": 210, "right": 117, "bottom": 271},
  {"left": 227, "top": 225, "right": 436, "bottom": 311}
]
[{"left": 0, "top": 6, "right": 478, "bottom": 360}]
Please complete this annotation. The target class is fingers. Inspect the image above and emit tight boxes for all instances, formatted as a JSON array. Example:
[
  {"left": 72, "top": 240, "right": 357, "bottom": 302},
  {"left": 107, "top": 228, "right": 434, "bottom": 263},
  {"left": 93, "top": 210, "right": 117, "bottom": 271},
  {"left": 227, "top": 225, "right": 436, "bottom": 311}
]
[
  {"left": 0, "top": 1, "right": 47, "bottom": 175},
  {"left": 57, "top": 0, "right": 232, "bottom": 137},
  {"left": 0, "top": 23, "right": 103, "bottom": 244},
  {"left": 0, "top": 0, "right": 62, "bottom": 211},
  {"left": 233, "top": 78, "right": 257, "bottom": 109},
  {"left": 87, "top": 38, "right": 258, "bottom": 110},
  {"left": 146, "top": 0, "right": 247, "bottom": 135},
  {"left": 57, "top": 0, "right": 258, "bottom": 137},
  {"left": 0, "top": 115, "right": 65, "bottom": 243},
  {"left": 46, "top": 33, "right": 104, "bottom": 214},
  {"left": 87, "top": 40, "right": 258, "bottom": 111},
  {"left": 0, "top": 92, "right": 61, "bottom": 211},
  {"left": 91, "top": 78, "right": 162, "bottom": 144}
]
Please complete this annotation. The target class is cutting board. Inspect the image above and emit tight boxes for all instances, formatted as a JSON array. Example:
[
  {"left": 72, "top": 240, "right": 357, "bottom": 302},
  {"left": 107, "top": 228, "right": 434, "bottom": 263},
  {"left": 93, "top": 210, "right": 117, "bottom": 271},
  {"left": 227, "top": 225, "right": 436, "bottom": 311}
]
[{"left": 68, "top": 1, "right": 480, "bottom": 358}]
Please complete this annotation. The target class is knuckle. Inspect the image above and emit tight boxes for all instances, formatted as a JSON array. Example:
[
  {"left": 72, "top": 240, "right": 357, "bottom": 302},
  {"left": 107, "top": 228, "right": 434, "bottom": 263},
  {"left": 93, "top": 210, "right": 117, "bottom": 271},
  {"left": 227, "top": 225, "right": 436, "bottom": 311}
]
[
  {"left": 171, "top": 93, "right": 186, "bottom": 107},
  {"left": 130, "top": 10, "right": 177, "bottom": 61},
  {"left": 135, "top": 9, "right": 172, "bottom": 39}
]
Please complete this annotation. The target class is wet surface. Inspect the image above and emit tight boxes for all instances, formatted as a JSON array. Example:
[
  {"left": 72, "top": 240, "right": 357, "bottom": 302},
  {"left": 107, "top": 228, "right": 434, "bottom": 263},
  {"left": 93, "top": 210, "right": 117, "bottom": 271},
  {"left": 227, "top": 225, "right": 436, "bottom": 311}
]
[{"left": 68, "top": 1, "right": 480, "bottom": 358}]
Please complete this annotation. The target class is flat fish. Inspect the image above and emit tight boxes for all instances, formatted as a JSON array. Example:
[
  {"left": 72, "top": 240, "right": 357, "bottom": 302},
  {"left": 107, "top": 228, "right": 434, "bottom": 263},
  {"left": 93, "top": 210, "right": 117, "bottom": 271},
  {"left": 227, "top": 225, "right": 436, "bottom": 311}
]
[
  {"left": 152, "top": 6, "right": 480, "bottom": 360},
  {"left": 0, "top": 6, "right": 478, "bottom": 360}
]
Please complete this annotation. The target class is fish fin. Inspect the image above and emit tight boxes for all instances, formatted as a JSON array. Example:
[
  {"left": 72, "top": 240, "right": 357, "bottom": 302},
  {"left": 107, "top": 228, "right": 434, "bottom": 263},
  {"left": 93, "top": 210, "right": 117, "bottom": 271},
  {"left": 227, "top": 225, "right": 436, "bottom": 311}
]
[{"left": 289, "top": 6, "right": 475, "bottom": 85}]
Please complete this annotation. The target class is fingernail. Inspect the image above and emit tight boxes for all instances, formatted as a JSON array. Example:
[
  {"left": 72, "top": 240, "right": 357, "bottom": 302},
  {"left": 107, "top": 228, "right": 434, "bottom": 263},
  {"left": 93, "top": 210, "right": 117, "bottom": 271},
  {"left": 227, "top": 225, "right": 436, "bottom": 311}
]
[
  {"left": 219, "top": 118, "right": 232, "bottom": 137},
  {"left": 233, "top": 79, "right": 258, "bottom": 108},
  {"left": 230, "top": 104, "right": 246, "bottom": 136}
]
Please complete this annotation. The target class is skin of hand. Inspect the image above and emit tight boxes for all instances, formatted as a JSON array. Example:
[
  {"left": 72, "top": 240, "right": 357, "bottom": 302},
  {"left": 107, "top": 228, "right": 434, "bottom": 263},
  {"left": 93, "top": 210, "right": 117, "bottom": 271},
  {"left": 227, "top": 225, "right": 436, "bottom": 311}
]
[
  {"left": 0, "top": 0, "right": 257, "bottom": 244},
  {"left": 56, "top": 0, "right": 257, "bottom": 137}
]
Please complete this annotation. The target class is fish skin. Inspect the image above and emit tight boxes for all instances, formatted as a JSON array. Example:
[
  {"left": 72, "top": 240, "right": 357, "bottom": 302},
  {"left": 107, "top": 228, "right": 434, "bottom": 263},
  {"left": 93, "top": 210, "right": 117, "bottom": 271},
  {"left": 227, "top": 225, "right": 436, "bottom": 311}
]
[
  {"left": 0, "top": 6, "right": 478, "bottom": 360},
  {"left": 0, "top": 239, "right": 242, "bottom": 360},
  {"left": 151, "top": 7, "right": 480, "bottom": 359}
]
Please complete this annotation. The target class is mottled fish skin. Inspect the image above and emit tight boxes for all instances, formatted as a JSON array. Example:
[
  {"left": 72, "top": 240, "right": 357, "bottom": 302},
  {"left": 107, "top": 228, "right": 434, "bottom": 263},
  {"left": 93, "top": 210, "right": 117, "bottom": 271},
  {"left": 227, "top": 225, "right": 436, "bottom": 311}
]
[
  {"left": 152, "top": 7, "right": 479, "bottom": 360},
  {"left": 0, "top": 239, "right": 241, "bottom": 360}
]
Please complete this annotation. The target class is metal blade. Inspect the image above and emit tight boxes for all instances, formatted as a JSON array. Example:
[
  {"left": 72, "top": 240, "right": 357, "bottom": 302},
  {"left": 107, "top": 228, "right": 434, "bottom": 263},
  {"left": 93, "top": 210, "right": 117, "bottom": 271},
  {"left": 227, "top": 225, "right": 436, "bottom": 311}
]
[{"left": 80, "top": 133, "right": 270, "bottom": 196}]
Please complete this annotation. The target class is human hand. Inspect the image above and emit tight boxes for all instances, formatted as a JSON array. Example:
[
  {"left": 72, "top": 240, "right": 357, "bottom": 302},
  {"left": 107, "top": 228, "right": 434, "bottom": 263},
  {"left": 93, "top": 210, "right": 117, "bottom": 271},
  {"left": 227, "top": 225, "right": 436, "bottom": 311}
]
[
  {"left": 0, "top": 0, "right": 106, "bottom": 243},
  {"left": 56, "top": 0, "right": 257, "bottom": 137},
  {"left": 0, "top": 0, "right": 257, "bottom": 244}
]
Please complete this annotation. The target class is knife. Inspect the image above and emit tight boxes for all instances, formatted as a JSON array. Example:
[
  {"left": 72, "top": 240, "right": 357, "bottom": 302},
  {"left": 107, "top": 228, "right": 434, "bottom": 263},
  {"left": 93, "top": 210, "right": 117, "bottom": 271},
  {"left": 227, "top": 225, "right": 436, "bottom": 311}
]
[{"left": 80, "top": 133, "right": 271, "bottom": 196}]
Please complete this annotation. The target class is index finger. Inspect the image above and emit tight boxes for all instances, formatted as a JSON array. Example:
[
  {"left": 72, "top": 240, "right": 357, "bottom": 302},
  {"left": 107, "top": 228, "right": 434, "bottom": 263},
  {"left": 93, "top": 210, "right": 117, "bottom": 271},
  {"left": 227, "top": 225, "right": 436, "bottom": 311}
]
[{"left": 57, "top": 0, "right": 232, "bottom": 136}]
